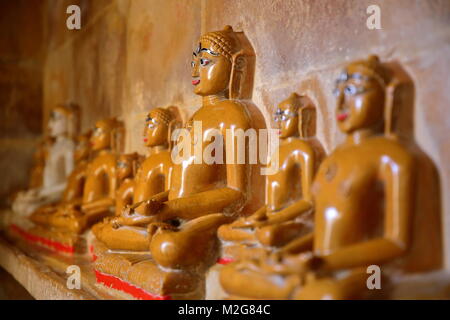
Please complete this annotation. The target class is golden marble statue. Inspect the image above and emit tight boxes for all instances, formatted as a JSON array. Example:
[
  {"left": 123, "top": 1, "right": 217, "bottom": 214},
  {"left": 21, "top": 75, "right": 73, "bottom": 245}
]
[
  {"left": 220, "top": 55, "right": 443, "bottom": 300},
  {"left": 94, "top": 26, "right": 261, "bottom": 300},
  {"left": 48, "top": 117, "right": 124, "bottom": 234},
  {"left": 29, "top": 131, "right": 92, "bottom": 227},
  {"left": 92, "top": 107, "right": 179, "bottom": 252},
  {"left": 217, "top": 93, "right": 324, "bottom": 262},
  {"left": 12, "top": 104, "right": 79, "bottom": 217},
  {"left": 113, "top": 152, "right": 144, "bottom": 217},
  {"left": 21, "top": 118, "right": 124, "bottom": 254}
]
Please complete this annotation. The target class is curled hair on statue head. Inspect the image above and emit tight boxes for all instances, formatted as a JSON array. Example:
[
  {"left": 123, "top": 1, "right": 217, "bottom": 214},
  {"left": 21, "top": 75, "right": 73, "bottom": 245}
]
[{"left": 198, "top": 25, "right": 255, "bottom": 100}]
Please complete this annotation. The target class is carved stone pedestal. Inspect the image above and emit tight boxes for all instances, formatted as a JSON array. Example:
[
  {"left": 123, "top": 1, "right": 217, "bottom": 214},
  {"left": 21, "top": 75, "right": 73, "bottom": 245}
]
[{"left": 94, "top": 252, "right": 204, "bottom": 300}]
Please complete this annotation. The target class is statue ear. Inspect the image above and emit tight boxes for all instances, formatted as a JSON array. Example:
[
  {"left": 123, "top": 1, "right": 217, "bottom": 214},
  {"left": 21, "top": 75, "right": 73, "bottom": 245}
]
[
  {"left": 131, "top": 153, "right": 142, "bottom": 176},
  {"left": 384, "top": 79, "right": 401, "bottom": 138},
  {"left": 299, "top": 103, "right": 317, "bottom": 139},
  {"left": 229, "top": 50, "right": 246, "bottom": 99},
  {"left": 168, "top": 119, "right": 182, "bottom": 151},
  {"left": 110, "top": 121, "right": 125, "bottom": 154}
]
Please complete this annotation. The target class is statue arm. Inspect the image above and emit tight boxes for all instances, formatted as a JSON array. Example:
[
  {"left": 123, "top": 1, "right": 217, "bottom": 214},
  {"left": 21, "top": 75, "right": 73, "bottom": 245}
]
[
  {"left": 118, "top": 188, "right": 243, "bottom": 226},
  {"left": 265, "top": 199, "right": 312, "bottom": 225},
  {"left": 65, "top": 148, "right": 75, "bottom": 178},
  {"left": 281, "top": 232, "right": 314, "bottom": 254},
  {"left": 159, "top": 187, "right": 243, "bottom": 220},
  {"left": 299, "top": 145, "right": 315, "bottom": 202},
  {"left": 82, "top": 197, "right": 114, "bottom": 215},
  {"left": 320, "top": 154, "right": 415, "bottom": 272},
  {"left": 38, "top": 183, "right": 66, "bottom": 198},
  {"left": 112, "top": 190, "right": 169, "bottom": 226}
]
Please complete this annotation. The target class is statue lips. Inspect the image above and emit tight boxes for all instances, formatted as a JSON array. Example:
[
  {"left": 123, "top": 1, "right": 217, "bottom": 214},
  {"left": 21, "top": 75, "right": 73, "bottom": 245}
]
[
  {"left": 337, "top": 113, "right": 348, "bottom": 121},
  {"left": 143, "top": 138, "right": 148, "bottom": 143},
  {"left": 192, "top": 79, "right": 200, "bottom": 85}
]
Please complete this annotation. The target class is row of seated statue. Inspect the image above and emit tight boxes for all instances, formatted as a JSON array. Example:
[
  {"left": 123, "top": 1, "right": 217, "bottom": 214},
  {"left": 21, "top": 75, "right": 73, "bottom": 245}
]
[{"left": 9, "top": 25, "right": 442, "bottom": 300}]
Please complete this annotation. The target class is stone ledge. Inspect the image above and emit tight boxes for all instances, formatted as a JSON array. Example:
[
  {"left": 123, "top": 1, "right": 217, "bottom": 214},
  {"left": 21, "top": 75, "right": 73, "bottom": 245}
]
[{"left": 0, "top": 235, "right": 94, "bottom": 300}]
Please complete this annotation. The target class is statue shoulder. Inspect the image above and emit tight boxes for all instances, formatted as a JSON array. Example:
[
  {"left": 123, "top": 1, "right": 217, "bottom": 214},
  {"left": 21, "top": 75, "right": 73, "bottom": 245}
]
[
  {"left": 288, "top": 139, "right": 315, "bottom": 155},
  {"left": 372, "top": 137, "right": 415, "bottom": 169},
  {"left": 141, "top": 150, "right": 172, "bottom": 170},
  {"left": 217, "top": 99, "right": 252, "bottom": 129}
]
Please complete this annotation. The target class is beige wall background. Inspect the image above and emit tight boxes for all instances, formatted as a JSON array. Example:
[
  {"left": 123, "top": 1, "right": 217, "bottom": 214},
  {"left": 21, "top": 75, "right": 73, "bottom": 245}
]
[
  {"left": 39, "top": 0, "right": 450, "bottom": 267},
  {"left": 0, "top": 0, "right": 45, "bottom": 207}
]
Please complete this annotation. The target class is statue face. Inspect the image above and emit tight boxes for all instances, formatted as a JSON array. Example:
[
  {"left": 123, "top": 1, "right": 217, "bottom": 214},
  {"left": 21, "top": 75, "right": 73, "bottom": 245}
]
[
  {"left": 274, "top": 101, "right": 299, "bottom": 139},
  {"left": 48, "top": 109, "right": 68, "bottom": 137},
  {"left": 191, "top": 41, "right": 232, "bottom": 96},
  {"left": 116, "top": 155, "right": 133, "bottom": 180},
  {"left": 143, "top": 112, "right": 168, "bottom": 147},
  {"left": 90, "top": 122, "right": 111, "bottom": 151},
  {"left": 334, "top": 69, "right": 385, "bottom": 133}
]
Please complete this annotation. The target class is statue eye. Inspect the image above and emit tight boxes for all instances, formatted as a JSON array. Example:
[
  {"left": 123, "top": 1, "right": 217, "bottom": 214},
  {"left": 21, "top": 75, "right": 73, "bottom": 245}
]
[
  {"left": 117, "top": 162, "right": 128, "bottom": 168},
  {"left": 200, "top": 58, "right": 210, "bottom": 66},
  {"left": 344, "top": 85, "right": 357, "bottom": 95},
  {"left": 338, "top": 72, "right": 348, "bottom": 82},
  {"left": 191, "top": 61, "right": 195, "bottom": 68}
]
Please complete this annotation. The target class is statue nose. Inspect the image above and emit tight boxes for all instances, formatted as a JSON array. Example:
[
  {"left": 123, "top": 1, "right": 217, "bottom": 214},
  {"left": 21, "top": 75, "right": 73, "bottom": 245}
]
[
  {"left": 191, "top": 63, "right": 199, "bottom": 77},
  {"left": 337, "top": 91, "right": 345, "bottom": 109}
]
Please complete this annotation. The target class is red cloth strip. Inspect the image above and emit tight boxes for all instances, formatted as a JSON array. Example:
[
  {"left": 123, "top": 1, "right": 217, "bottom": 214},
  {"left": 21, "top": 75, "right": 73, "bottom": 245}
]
[
  {"left": 94, "top": 269, "right": 171, "bottom": 300},
  {"left": 217, "top": 257, "right": 234, "bottom": 265},
  {"left": 10, "top": 224, "right": 75, "bottom": 254}
]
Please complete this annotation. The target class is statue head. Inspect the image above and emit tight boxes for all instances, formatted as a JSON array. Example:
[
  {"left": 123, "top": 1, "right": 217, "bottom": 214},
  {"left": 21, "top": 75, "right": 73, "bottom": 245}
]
[
  {"left": 143, "top": 107, "right": 176, "bottom": 148},
  {"left": 191, "top": 25, "right": 255, "bottom": 99},
  {"left": 274, "top": 93, "right": 301, "bottom": 139},
  {"left": 74, "top": 131, "right": 92, "bottom": 163},
  {"left": 116, "top": 152, "right": 141, "bottom": 181},
  {"left": 334, "top": 55, "right": 391, "bottom": 134},
  {"left": 48, "top": 103, "right": 80, "bottom": 139},
  {"left": 90, "top": 118, "right": 123, "bottom": 152}
]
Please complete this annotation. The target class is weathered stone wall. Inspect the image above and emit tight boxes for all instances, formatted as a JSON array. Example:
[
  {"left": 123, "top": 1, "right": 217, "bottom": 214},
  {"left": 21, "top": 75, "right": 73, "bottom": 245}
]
[
  {"left": 42, "top": 0, "right": 201, "bottom": 153},
  {"left": 8, "top": 0, "right": 450, "bottom": 266},
  {"left": 0, "top": 0, "right": 45, "bottom": 207}
]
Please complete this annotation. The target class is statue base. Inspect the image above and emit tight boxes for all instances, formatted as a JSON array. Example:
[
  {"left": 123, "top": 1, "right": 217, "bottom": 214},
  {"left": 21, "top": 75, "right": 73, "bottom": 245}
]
[
  {"left": 94, "top": 251, "right": 205, "bottom": 300},
  {"left": 10, "top": 224, "right": 85, "bottom": 255},
  {"left": 205, "top": 262, "right": 228, "bottom": 300}
]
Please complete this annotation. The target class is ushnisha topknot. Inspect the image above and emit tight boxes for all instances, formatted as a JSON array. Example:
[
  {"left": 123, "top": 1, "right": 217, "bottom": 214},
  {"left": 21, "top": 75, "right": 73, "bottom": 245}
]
[
  {"left": 281, "top": 92, "right": 302, "bottom": 112},
  {"left": 198, "top": 25, "right": 238, "bottom": 62},
  {"left": 344, "top": 55, "right": 392, "bottom": 88},
  {"left": 148, "top": 107, "right": 175, "bottom": 127}
]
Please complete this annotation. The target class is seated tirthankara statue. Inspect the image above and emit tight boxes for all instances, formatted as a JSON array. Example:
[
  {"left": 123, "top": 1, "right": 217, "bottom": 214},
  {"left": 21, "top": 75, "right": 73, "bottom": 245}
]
[
  {"left": 24, "top": 118, "right": 124, "bottom": 253},
  {"left": 217, "top": 93, "right": 324, "bottom": 263},
  {"left": 57, "top": 118, "right": 123, "bottom": 230},
  {"left": 220, "top": 56, "right": 443, "bottom": 300},
  {"left": 112, "top": 152, "right": 144, "bottom": 218},
  {"left": 92, "top": 107, "right": 178, "bottom": 253},
  {"left": 29, "top": 131, "right": 92, "bottom": 228},
  {"left": 94, "top": 26, "right": 260, "bottom": 300},
  {"left": 12, "top": 104, "right": 79, "bottom": 218}
]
